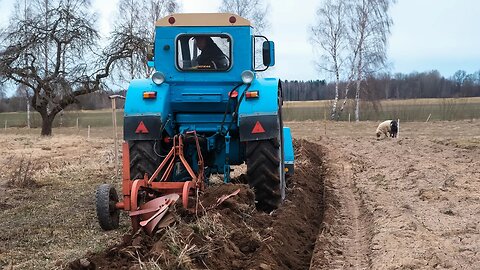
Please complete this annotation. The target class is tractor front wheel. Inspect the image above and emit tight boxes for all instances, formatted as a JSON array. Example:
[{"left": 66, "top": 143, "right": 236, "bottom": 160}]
[
  {"left": 246, "top": 139, "right": 284, "bottom": 212},
  {"left": 95, "top": 184, "right": 120, "bottom": 231}
]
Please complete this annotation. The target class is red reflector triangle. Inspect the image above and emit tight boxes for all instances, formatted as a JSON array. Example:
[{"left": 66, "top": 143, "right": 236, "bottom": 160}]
[
  {"left": 251, "top": 121, "right": 265, "bottom": 134},
  {"left": 135, "top": 121, "right": 149, "bottom": 134}
]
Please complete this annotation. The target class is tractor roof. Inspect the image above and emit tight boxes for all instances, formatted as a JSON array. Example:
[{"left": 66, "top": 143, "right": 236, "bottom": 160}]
[{"left": 156, "top": 13, "right": 251, "bottom": 27}]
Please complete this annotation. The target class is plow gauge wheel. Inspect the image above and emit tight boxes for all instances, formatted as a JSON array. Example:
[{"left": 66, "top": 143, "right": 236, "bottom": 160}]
[{"left": 96, "top": 184, "right": 120, "bottom": 231}]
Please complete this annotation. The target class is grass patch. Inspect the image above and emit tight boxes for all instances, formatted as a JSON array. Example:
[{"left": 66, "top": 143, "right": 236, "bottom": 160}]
[
  {"left": 0, "top": 109, "right": 123, "bottom": 128},
  {"left": 6, "top": 156, "right": 40, "bottom": 189}
]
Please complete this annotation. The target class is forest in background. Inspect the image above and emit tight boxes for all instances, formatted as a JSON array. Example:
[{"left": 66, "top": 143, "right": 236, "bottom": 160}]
[{"left": 283, "top": 69, "right": 480, "bottom": 101}]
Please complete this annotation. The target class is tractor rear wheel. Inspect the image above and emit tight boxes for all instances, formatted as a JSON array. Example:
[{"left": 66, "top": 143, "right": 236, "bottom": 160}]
[
  {"left": 129, "top": 141, "right": 163, "bottom": 181},
  {"left": 246, "top": 139, "right": 284, "bottom": 212},
  {"left": 96, "top": 184, "right": 120, "bottom": 230}
]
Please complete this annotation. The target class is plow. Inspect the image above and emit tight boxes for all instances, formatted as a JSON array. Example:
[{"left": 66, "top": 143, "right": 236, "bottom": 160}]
[
  {"left": 95, "top": 13, "right": 295, "bottom": 235},
  {"left": 97, "top": 132, "right": 206, "bottom": 235}
]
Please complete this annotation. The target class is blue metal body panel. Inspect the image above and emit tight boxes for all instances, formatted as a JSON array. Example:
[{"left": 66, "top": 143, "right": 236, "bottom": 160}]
[
  {"left": 175, "top": 113, "right": 236, "bottom": 133},
  {"left": 283, "top": 127, "right": 294, "bottom": 164},
  {"left": 123, "top": 21, "right": 294, "bottom": 179},
  {"left": 237, "top": 78, "right": 279, "bottom": 141},
  {"left": 238, "top": 78, "right": 279, "bottom": 117},
  {"left": 124, "top": 79, "right": 170, "bottom": 119},
  {"left": 283, "top": 127, "right": 295, "bottom": 177},
  {"left": 169, "top": 82, "right": 238, "bottom": 113}
]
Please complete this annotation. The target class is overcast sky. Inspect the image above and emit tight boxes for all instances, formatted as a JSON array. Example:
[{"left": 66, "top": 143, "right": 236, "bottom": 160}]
[{"left": 2, "top": 0, "right": 480, "bottom": 81}]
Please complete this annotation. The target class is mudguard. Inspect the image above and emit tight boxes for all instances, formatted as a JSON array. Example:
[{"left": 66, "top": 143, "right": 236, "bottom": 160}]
[
  {"left": 283, "top": 127, "right": 294, "bottom": 177},
  {"left": 238, "top": 78, "right": 280, "bottom": 142},
  {"left": 123, "top": 79, "right": 172, "bottom": 140}
]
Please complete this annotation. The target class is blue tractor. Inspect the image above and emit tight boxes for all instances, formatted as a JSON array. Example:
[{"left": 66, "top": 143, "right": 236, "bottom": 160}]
[{"left": 95, "top": 13, "right": 295, "bottom": 233}]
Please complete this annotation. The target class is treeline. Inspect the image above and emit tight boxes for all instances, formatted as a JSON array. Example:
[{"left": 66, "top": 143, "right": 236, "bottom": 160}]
[
  {"left": 283, "top": 70, "right": 480, "bottom": 101},
  {"left": 282, "top": 80, "right": 327, "bottom": 101}
]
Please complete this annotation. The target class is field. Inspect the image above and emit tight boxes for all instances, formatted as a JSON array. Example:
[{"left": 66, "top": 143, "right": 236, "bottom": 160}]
[
  {"left": 0, "top": 109, "right": 124, "bottom": 129},
  {"left": 1, "top": 119, "right": 479, "bottom": 269},
  {"left": 283, "top": 97, "right": 480, "bottom": 121},
  {"left": 1, "top": 97, "right": 480, "bottom": 128}
]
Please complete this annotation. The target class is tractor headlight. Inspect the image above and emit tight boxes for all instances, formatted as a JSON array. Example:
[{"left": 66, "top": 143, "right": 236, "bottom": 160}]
[
  {"left": 152, "top": 72, "right": 165, "bottom": 85},
  {"left": 241, "top": 70, "right": 255, "bottom": 84}
]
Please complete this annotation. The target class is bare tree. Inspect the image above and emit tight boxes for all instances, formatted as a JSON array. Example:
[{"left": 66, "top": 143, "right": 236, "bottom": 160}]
[
  {"left": 0, "top": 0, "right": 147, "bottom": 135},
  {"left": 219, "top": 0, "right": 271, "bottom": 73},
  {"left": 311, "top": 0, "right": 346, "bottom": 119},
  {"left": 337, "top": 49, "right": 359, "bottom": 120},
  {"left": 348, "top": 0, "right": 394, "bottom": 121},
  {"left": 311, "top": 0, "right": 393, "bottom": 121},
  {"left": 110, "top": 0, "right": 178, "bottom": 85},
  {"left": 218, "top": 0, "right": 269, "bottom": 34},
  {"left": 452, "top": 70, "right": 467, "bottom": 85}
]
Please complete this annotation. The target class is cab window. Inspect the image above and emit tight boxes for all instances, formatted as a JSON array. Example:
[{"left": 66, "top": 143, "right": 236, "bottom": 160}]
[{"left": 177, "top": 34, "right": 231, "bottom": 71}]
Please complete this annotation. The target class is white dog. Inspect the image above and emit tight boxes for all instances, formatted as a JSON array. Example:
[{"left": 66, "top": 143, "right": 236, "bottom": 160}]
[{"left": 376, "top": 120, "right": 398, "bottom": 138}]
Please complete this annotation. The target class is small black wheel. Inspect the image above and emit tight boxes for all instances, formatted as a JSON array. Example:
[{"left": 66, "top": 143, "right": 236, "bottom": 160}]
[{"left": 96, "top": 184, "right": 120, "bottom": 231}]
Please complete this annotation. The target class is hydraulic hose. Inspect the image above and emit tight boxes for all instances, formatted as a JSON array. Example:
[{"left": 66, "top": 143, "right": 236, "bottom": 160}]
[{"left": 219, "top": 83, "right": 248, "bottom": 135}]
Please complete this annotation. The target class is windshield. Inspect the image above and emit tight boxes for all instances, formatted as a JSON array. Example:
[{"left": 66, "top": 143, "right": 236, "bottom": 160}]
[{"left": 176, "top": 34, "right": 231, "bottom": 71}]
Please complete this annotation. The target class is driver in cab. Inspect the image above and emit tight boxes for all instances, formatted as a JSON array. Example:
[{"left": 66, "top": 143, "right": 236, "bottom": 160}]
[{"left": 193, "top": 36, "right": 229, "bottom": 70}]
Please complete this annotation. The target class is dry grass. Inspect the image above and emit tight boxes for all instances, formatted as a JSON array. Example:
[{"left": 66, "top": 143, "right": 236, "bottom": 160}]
[
  {"left": 189, "top": 212, "right": 229, "bottom": 240},
  {"left": 285, "top": 100, "right": 333, "bottom": 108},
  {"left": 285, "top": 97, "right": 480, "bottom": 107},
  {"left": 103, "top": 213, "right": 229, "bottom": 269},
  {"left": 0, "top": 110, "right": 124, "bottom": 129},
  {"left": 284, "top": 97, "right": 480, "bottom": 121},
  {"left": 6, "top": 156, "right": 40, "bottom": 189},
  {"left": 0, "top": 133, "right": 129, "bottom": 269},
  {"left": 126, "top": 212, "right": 231, "bottom": 270},
  {"left": 159, "top": 226, "right": 210, "bottom": 269}
]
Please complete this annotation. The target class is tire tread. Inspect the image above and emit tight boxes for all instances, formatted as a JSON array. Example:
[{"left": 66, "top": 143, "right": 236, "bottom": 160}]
[
  {"left": 95, "top": 184, "right": 119, "bottom": 231},
  {"left": 246, "top": 139, "right": 282, "bottom": 212}
]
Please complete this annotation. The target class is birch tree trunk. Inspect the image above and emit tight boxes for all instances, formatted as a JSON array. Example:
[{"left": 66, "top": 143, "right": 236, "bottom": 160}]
[
  {"left": 355, "top": 79, "right": 361, "bottom": 121},
  {"left": 355, "top": 46, "right": 363, "bottom": 122},
  {"left": 310, "top": 0, "right": 346, "bottom": 120},
  {"left": 331, "top": 64, "right": 340, "bottom": 119}
]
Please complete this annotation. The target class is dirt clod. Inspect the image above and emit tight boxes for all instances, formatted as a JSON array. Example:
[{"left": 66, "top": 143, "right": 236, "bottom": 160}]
[{"left": 69, "top": 258, "right": 95, "bottom": 270}]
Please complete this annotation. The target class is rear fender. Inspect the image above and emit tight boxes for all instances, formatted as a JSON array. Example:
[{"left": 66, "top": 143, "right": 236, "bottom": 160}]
[
  {"left": 124, "top": 79, "right": 172, "bottom": 140},
  {"left": 283, "top": 127, "right": 294, "bottom": 177},
  {"left": 238, "top": 78, "right": 280, "bottom": 142}
]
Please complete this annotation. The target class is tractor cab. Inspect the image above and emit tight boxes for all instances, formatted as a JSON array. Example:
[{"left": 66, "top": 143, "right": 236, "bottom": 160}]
[{"left": 148, "top": 13, "right": 274, "bottom": 82}]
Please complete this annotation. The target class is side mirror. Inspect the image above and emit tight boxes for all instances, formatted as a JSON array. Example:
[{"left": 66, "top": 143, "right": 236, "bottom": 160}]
[{"left": 262, "top": 41, "right": 275, "bottom": 67}]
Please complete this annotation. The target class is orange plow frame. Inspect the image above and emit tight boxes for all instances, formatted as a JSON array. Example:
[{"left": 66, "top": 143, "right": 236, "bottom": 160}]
[{"left": 114, "top": 132, "right": 205, "bottom": 233}]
